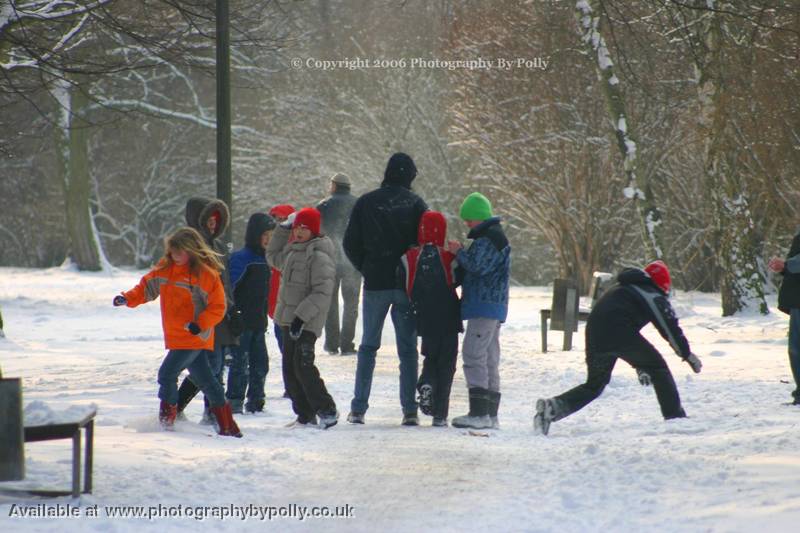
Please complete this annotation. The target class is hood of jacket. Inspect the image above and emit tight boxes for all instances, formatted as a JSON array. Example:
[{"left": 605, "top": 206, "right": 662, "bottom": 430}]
[
  {"left": 418, "top": 211, "right": 446, "bottom": 247},
  {"left": 617, "top": 267, "right": 662, "bottom": 292},
  {"left": 244, "top": 213, "right": 276, "bottom": 254},
  {"left": 185, "top": 197, "right": 230, "bottom": 241}
]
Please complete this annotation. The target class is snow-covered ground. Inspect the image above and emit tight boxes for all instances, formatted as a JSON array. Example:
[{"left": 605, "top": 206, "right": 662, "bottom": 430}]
[{"left": 1, "top": 265, "right": 799, "bottom": 532}]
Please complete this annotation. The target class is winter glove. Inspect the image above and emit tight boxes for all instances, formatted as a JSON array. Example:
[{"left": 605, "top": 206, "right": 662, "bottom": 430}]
[
  {"left": 636, "top": 368, "right": 652, "bottom": 387},
  {"left": 186, "top": 322, "right": 202, "bottom": 336},
  {"left": 684, "top": 352, "right": 702, "bottom": 373},
  {"left": 112, "top": 295, "right": 128, "bottom": 307},
  {"left": 299, "top": 341, "right": 315, "bottom": 367},
  {"left": 227, "top": 308, "right": 244, "bottom": 337},
  {"left": 280, "top": 212, "right": 297, "bottom": 229},
  {"left": 289, "top": 317, "right": 304, "bottom": 340}
]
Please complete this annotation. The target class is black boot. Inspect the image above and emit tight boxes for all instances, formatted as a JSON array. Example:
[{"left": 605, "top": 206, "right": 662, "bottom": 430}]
[
  {"left": 487, "top": 391, "right": 501, "bottom": 429},
  {"left": 176, "top": 377, "right": 200, "bottom": 418},
  {"left": 451, "top": 387, "right": 492, "bottom": 429}
]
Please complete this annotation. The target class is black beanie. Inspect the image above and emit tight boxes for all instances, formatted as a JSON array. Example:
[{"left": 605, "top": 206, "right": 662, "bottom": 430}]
[{"left": 383, "top": 152, "right": 417, "bottom": 188}]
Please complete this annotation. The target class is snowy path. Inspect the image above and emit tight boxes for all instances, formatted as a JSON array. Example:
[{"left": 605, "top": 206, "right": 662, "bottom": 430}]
[{"left": 1, "top": 266, "right": 800, "bottom": 532}]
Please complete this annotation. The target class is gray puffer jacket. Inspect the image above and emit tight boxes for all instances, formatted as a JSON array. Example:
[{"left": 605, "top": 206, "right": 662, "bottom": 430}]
[{"left": 265, "top": 226, "right": 336, "bottom": 337}]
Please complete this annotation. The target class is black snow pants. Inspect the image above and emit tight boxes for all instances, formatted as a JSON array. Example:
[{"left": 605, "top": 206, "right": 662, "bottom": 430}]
[
  {"left": 281, "top": 328, "right": 337, "bottom": 423},
  {"left": 552, "top": 334, "right": 686, "bottom": 421},
  {"left": 417, "top": 332, "right": 459, "bottom": 419}
]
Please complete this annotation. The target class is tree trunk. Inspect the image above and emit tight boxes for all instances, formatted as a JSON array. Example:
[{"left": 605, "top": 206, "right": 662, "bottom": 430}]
[
  {"left": 575, "top": 0, "right": 665, "bottom": 260},
  {"left": 54, "top": 79, "right": 102, "bottom": 271},
  {"left": 695, "top": 6, "right": 768, "bottom": 316}
]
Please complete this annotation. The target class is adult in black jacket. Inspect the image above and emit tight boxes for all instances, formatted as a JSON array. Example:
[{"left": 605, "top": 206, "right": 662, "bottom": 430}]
[
  {"left": 768, "top": 229, "right": 800, "bottom": 404},
  {"left": 343, "top": 152, "right": 428, "bottom": 425},
  {"left": 534, "top": 261, "right": 703, "bottom": 435},
  {"left": 317, "top": 173, "right": 361, "bottom": 355}
]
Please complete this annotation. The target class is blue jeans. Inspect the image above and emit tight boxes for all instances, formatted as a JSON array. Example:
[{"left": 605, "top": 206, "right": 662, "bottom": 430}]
[
  {"left": 789, "top": 309, "right": 800, "bottom": 401},
  {"left": 351, "top": 289, "right": 419, "bottom": 415},
  {"left": 158, "top": 349, "right": 225, "bottom": 407},
  {"left": 226, "top": 329, "right": 268, "bottom": 405}
]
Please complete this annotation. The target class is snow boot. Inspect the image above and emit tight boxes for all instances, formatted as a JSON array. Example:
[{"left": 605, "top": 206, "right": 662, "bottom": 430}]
[
  {"left": 159, "top": 401, "right": 177, "bottom": 430},
  {"left": 533, "top": 398, "right": 556, "bottom": 436},
  {"left": 418, "top": 383, "right": 434, "bottom": 416},
  {"left": 401, "top": 412, "right": 419, "bottom": 426},
  {"left": 347, "top": 411, "right": 365, "bottom": 424},
  {"left": 451, "top": 388, "right": 492, "bottom": 429},
  {"left": 210, "top": 403, "right": 243, "bottom": 438},
  {"left": 487, "top": 390, "right": 501, "bottom": 429},
  {"left": 176, "top": 378, "right": 200, "bottom": 415},
  {"left": 318, "top": 409, "right": 339, "bottom": 430}
]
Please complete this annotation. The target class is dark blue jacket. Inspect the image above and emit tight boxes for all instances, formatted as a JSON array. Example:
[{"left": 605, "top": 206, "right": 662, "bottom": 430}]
[
  {"left": 229, "top": 214, "right": 274, "bottom": 331},
  {"left": 457, "top": 217, "right": 510, "bottom": 322}
]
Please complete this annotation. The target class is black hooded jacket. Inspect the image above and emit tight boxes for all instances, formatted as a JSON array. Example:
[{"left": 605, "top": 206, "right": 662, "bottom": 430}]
[
  {"left": 184, "top": 197, "right": 237, "bottom": 346},
  {"left": 586, "top": 268, "right": 691, "bottom": 358},
  {"left": 777, "top": 229, "right": 800, "bottom": 314},
  {"left": 228, "top": 213, "right": 275, "bottom": 331},
  {"left": 343, "top": 155, "right": 428, "bottom": 290}
]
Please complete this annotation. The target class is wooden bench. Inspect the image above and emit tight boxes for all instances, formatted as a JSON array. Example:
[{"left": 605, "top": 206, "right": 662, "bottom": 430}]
[
  {"left": 23, "top": 409, "right": 97, "bottom": 498},
  {"left": 0, "top": 379, "right": 96, "bottom": 498},
  {"left": 541, "top": 273, "right": 612, "bottom": 353}
]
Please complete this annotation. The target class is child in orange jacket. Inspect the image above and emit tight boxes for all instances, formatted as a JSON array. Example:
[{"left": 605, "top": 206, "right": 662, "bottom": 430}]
[{"left": 114, "top": 227, "right": 242, "bottom": 437}]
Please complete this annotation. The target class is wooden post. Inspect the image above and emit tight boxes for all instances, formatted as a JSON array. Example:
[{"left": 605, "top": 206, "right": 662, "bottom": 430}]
[
  {"left": 0, "top": 378, "right": 25, "bottom": 481},
  {"left": 562, "top": 287, "right": 578, "bottom": 351}
]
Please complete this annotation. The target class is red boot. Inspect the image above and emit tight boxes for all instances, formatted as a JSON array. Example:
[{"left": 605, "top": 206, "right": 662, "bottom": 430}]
[
  {"left": 159, "top": 401, "right": 177, "bottom": 430},
  {"left": 210, "top": 403, "right": 243, "bottom": 438}
]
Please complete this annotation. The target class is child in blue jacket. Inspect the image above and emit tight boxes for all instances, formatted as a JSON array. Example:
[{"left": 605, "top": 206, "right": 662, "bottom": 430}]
[
  {"left": 226, "top": 213, "right": 276, "bottom": 413},
  {"left": 447, "top": 192, "right": 511, "bottom": 429}
]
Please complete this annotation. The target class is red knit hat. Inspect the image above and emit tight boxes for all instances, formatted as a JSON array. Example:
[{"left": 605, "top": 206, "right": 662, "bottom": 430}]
[
  {"left": 292, "top": 207, "right": 321, "bottom": 235},
  {"left": 644, "top": 260, "right": 671, "bottom": 294}
]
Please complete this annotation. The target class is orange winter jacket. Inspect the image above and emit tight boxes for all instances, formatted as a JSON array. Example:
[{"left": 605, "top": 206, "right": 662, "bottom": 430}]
[{"left": 123, "top": 262, "right": 226, "bottom": 350}]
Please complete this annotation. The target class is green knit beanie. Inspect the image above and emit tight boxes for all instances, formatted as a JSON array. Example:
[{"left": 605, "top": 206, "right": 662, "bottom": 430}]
[{"left": 459, "top": 192, "right": 493, "bottom": 221}]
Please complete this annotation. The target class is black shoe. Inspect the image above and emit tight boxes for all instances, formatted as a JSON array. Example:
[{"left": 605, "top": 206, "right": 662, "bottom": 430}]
[
  {"left": 340, "top": 345, "right": 356, "bottom": 355},
  {"left": 229, "top": 400, "right": 244, "bottom": 414},
  {"left": 418, "top": 384, "right": 433, "bottom": 416},
  {"left": 245, "top": 399, "right": 265, "bottom": 413},
  {"left": 286, "top": 415, "right": 317, "bottom": 427},
  {"left": 326, "top": 349, "right": 339, "bottom": 355},
  {"left": 347, "top": 412, "right": 365, "bottom": 424},
  {"left": 318, "top": 409, "right": 339, "bottom": 429},
  {"left": 401, "top": 413, "right": 419, "bottom": 426},
  {"left": 432, "top": 417, "right": 447, "bottom": 427}
]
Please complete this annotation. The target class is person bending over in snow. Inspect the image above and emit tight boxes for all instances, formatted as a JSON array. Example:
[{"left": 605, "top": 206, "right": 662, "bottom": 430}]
[
  {"left": 399, "top": 211, "right": 463, "bottom": 427},
  {"left": 266, "top": 208, "right": 339, "bottom": 429},
  {"left": 447, "top": 192, "right": 511, "bottom": 430},
  {"left": 113, "top": 227, "right": 242, "bottom": 437},
  {"left": 534, "top": 261, "right": 702, "bottom": 436}
]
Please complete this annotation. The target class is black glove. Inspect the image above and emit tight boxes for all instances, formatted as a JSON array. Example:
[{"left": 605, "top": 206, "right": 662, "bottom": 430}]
[
  {"left": 186, "top": 322, "right": 201, "bottom": 335},
  {"left": 636, "top": 368, "right": 652, "bottom": 387},
  {"left": 289, "top": 317, "right": 304, "bottom": 340},
  {"left": 684, "top": 353, "right": 702, "bottom": 373},
  {"left": 227, "top": 308, "right": 244, "bottom": 337},
  {"left": 113, "top": 295, "right": 127, "bottom": 307},
  {"left": 299, "top": 341, "right": 315, "bottom": 367}
]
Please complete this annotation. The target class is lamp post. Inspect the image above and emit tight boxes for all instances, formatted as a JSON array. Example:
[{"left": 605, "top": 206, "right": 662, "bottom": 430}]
[{"left": 216, "top": 0, "right": 232, "bottom": 248}]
